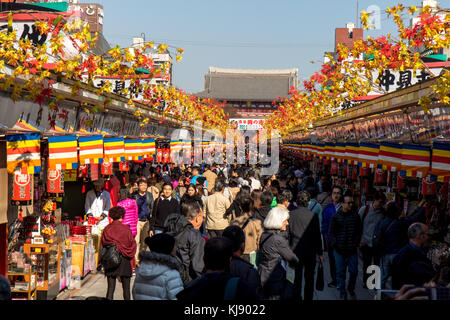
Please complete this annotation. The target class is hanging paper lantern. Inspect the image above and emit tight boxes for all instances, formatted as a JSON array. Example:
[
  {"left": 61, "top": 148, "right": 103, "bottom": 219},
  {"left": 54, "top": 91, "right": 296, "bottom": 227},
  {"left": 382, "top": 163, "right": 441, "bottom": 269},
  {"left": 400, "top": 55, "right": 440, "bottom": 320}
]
[
  {"left": 47, "top": 168, "right": 64, "bottom": 194},
  {"left": 331, "top": 161, "right": 338, "bottom": 175},
  {"left": 120, "top": 161, "right": 129, "bottom": 172},
  {"left": 163, "top": 148, "right": 170, "bottom": 164},
  {"left": 12, "top": 169, "right": 33, "bottom": 204},
  {"left": 375, "top": 169, "right": 387, "bottom": 185},
  {"left": 101, "top": 162, "right": 113, "bottom": 176},
  {"left": 78, "top": 165, "right": 89, "bottom": 178},
  {"left": 157, "top": 149, "right": 163, "bottom": 163},
  {"left": 422, "top": 176, "right": 437, "bottom": 196},
  {"left": 360, "top": 167, "right": 370, "bottom": 177}
]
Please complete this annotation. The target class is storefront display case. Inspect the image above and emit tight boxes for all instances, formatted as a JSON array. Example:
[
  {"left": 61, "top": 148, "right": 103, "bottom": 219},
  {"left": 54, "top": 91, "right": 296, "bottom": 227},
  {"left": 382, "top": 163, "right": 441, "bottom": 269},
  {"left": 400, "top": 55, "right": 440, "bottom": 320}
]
[
  {"left": 23, "top": 241, "right": 61, "bottom": 300},
  {"left": 8, "top": 252, "right": 37, "bottom": 300}
]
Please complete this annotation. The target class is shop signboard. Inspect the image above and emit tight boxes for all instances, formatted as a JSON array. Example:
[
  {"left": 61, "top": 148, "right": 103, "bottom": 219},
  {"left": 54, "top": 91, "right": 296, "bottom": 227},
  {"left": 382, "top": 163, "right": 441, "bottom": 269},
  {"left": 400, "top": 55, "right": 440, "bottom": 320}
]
[
  {"left": 12, "top": 170, "right": 33, "bottom": 204},
  {"left": 47, "top": 168, "right": 64, "bottom": 194},
  {"left": 101, "top": 162, "right": 113, "bottom": 176},
  {"left": 229, "top": 119, "right": 265, "bottom": 131}
]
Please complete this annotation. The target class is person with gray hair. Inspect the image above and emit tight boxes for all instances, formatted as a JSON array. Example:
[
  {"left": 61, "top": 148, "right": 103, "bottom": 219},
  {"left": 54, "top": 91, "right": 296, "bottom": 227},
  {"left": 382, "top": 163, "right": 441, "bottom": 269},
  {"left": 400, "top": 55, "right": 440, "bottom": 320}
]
[
  {"left": 0, "top": 275, "right": 11, "bottom": 300},
  {"left": 391, "top": 222, "right": 435, "bottom": 290},
  {"left": 258, "top": 206, "right": 299, "bottom": 300}
]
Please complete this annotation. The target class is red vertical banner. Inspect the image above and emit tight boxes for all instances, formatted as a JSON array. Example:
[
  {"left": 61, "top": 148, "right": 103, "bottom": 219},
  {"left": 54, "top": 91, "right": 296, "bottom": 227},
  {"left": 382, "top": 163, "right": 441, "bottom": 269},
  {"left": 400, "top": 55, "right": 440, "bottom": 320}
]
[
  {"left": 90, "top": 164, "right": 100, "bottom": 181},
  {"left": 78, "top": 165, "right": 89, "bottom": 178},
  {"left": 12, "top": 169, "right": 33, "bottom": 202},
  {"left": 157, "top": 149, "right": 163, "bottom": 163},
  {"left": 422, "top": 176, "right": 437, "bottom": 195},
  {"left": 47, "top": 168, "right": 64, "bottom": 194},
  {"left": 120, "top": 161, "right": 129, "bottom": 172},
  {"left": 331, "top": 162, "right": 338, "bottom": 175},
  {"left": 163, "top": 148, "right": 170, "bottom": 164},
  {"left": 101, "top": 162, "right": 113, "bottom": 176},
  {"left": 360, "top": 167, "right": 370, "bottom": 177},
  {"left": 375, "top": 169, "right": 387, "bottom": 185}
]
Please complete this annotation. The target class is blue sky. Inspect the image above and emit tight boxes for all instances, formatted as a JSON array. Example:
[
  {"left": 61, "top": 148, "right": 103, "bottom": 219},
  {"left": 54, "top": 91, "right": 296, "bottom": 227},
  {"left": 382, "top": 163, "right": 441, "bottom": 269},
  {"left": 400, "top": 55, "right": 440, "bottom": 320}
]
[{"left": 89, "top": 0, "right": 427, "bottom": 94}]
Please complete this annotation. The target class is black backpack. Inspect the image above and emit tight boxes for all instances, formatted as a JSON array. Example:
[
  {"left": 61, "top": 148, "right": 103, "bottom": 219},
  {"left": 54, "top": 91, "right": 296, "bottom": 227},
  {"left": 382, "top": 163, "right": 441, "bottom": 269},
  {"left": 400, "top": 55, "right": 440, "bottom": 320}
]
[{"left": 100, "top": 243, "right": 122, "bottom": 270}]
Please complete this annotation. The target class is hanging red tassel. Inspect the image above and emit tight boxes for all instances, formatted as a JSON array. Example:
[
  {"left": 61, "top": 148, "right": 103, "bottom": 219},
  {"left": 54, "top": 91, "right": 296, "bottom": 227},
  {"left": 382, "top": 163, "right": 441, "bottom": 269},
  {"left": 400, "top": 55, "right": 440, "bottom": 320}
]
[
  {"left": 18, "top": 208, "right": 23, "bottom": 222},
  {"left": 82, "top": 184, "right": 86, "bottom": 194}
]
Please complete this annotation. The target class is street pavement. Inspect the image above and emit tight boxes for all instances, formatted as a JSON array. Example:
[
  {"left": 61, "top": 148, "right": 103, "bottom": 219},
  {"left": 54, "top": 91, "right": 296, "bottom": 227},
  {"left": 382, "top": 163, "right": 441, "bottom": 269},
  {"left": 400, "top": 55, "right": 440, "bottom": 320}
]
[{"left": 56, "top": 254, "right": 377, "bottom": 301}]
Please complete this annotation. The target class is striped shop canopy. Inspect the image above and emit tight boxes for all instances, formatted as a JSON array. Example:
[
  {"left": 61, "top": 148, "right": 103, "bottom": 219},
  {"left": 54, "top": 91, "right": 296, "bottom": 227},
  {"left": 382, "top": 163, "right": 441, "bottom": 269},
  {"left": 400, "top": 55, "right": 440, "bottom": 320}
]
[
  {"left": 79, "top": 135, "right": 104, "bottom": 165},
  {"left": 142, "top": 138, "right": 156, "bottom": 160},
  {"left": 124, "top": 138, "right": 143, "bottom": 161},
  {"left": 431, "top": 141, "right": 450, "bottom": 179},
  {"left": 7, "top": 132, "right": 41, "bottom": 174},
  {"left": 378, "top": 142, "right": 403, "bottom": 172},
  {"left": 400, "top": 143, "right": 431, "bottom": 178},
  {"left": 104, "top": 137, "right": 125, "bottom": 163},
  {"left": 48, "top": 135, "right": 78, "bottom": 170},
  {"left": 334, "top": 143, "right": 346, "bottom": 163},
  {"left": 345, "top": 142, "right": 360, "bottom": 165},
  {"left": 316, "top": 143, "right": 325, "bottom": 159},
  {"left": 323, "top": 143, "right": 334, "bottom": 160},
  {"left": 358, "top": 142, "right": 379, "bottom": 168}
]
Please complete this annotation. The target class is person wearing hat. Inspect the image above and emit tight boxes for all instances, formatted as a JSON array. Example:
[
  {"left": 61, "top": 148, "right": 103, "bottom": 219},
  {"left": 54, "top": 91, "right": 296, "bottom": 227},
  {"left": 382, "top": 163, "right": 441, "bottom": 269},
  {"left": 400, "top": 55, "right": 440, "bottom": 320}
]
[
  {"left": 85, "top": 178, "right": 112, "bottom": 229},
  {"left": 132, "top": 234, "right": 184, "bottom": 300}
]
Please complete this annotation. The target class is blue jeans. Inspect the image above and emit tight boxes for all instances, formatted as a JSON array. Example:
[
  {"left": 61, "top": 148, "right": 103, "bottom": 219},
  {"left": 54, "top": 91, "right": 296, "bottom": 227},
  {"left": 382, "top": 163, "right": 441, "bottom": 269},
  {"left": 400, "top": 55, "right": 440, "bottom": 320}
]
[
  {"left": 381, "top": 254, "right": 397, "bottom": 289},
  {"left": 334, "top": 251, "right": 358, "bottom": 298}
]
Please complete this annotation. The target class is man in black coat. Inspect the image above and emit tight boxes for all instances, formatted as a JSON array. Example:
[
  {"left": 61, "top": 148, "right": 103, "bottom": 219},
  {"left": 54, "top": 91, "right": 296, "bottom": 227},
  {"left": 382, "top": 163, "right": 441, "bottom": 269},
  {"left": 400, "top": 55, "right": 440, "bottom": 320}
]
[
  {"left": 329, "top": 193, "right": 362, "bottom": 300},
  {"left": 253, "top": 190, "right": 273, "bottom": 223},
  {"left": 288, "top": 191, "right": 324, "bottom": 301},
  {"left": 391, "top": 223, "right": 435, "bottom": 290},
  {"left": 164, "top": 200, "right": 205, "bottom": 286},
  {"left": 150, "top": 182, "right": 180, "bottom": 236},
  {"left": 223, "top": 225, "right": 263, "bottom": 299},
  {"left": 177, "top": 237, "right": 259, "bottom": 301}
]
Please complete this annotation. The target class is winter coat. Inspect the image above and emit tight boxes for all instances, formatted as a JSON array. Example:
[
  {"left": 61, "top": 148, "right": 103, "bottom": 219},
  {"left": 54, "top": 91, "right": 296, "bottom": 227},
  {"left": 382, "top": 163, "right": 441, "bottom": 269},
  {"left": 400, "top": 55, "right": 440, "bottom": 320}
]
[
  {"left": 231, "top": 214, "right": 263, "bottom": 255},
  {"left": 164, "top": 214, "right": 205, "bottom": 286},
  {"left": 230, "top": 255, "right": 263, "bottom": 299},
  {"left": 132, "top": 251, "right": 184, "bottom": 300},
  {"left": 131, "top": 191, "right": 154, "bottom": 221},
  {"left": 391, "top": 243, "right": 435, "bottom": 290},
  {"left": 288, "top": 207, "right": 323, "bottom": 259},
  {"left": 118, "top": 198, "right": 138, "bottom": 236},
  {"left": 204, "top": 192, "right": 231, "bottom": 231},
  {"left": 258, "top": 230, "right": 299, "bottom": 297},
  {"left": 253, "top": 206, "right": 271, "bottom": 223},
  {"left": 321, "top": 202, "right": 340, "bottom": 240},
  {"left": 329, "top": 208, "right": 362, "bottom": 255},
  {"left": 317, "top": 192, "right": 332, "bottom": 209}
]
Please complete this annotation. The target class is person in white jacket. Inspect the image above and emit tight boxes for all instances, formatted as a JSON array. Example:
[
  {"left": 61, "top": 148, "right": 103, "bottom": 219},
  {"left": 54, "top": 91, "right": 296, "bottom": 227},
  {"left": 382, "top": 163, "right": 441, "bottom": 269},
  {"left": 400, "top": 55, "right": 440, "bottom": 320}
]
[
  {"left": 85, "top": 178, "right": 112, "bottom": 229},
  {"left": 133, "top": 233, "right": 184, "bottom": 300}
]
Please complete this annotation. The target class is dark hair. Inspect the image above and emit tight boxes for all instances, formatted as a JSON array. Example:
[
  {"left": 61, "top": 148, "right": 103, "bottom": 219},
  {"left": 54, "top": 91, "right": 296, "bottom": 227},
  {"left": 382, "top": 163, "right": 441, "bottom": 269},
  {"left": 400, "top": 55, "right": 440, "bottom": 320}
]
[
  {"left": 196, "top": 184, "right": 205, "bottom": 197},
  {"left": 304, "top": 176, "right": 315, "bottom": 188},
  {"left": 270, "top": 186, "right": 279, "bottom": 197},
  {"left": 297, "top": 191, "right": 311, "bottom": 208},
  {"left": 277, "top": 189, "right": 292, "bottom": 204},
  {"left": 247, "top": 169, "right": 255, "bottom": 178},
  {"left": 137, "top": 178, "right": 148, "bottom": 186},
  {"left": 0, "top": 275, "right": 11, "bottom": 301},
  {"left": 162, "top": 182, "right": 174, "bottom": 190},
  {"left": 374, "top": 190, "right": 387, "bottom": 202},
  {"left": 181, "top": 200, "right": 202, "bottom": 220},
  {"left": 306, "top": 186, "right": 318, "bottom": 199},
  {"left": 271, "top": 180, "right": 280, "bottom": 191},
  {"left": 343, "top": 192, "right": 353, "bottom": 201},
  {"left": 260, "top": 190, "right": 274, "bottom": 206},
  {"left": 145, "top": 233, "right": 175, "bottom": 255},
  {"left": 228, "top": 177, "right": 239, "bottom": 188},
  {"left": 109, "top": 206, "right": 125, "bottom": 220},
  {"left": 322, "top": 180, "right": 332, "bottom": 193},
  {"left": 333, "top": 186, "right": 344, "bottom": 194},
  {"left": 203, "top": 237, "right": 233, "bottom": 272},
  {"left": 251, "top": 190, "right": 262, "bottom": 208},
  {"left": 119, "top": 187, "right": 131, "bottom": 202},
  {"left": 223, "top": 226, "right": 245, "bottom": 253},
  {"left": 385, "top": 201, "right": 401, "bottom": 220},
  {"left": 186, "top": 183, "right": 198, "bottom": 195},
  {"left": 239, "top": 196, "right": 254, "bottom": 213},
  {"left": 240, "top": 185, "right": 251, "bottom": 195}
]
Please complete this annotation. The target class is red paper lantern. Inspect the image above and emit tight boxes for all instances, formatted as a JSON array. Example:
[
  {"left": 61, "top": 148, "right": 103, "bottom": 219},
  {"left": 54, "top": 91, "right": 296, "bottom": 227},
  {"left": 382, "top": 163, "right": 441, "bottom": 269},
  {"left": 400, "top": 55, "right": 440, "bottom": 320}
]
[
  {"left": 331, "top": 162, "right": 338, "bottom": 175},
  {"left": 360, "top": 167, "right": 370, "bottom": 177},
  {"left": 157, "top": 149, "right": 163, "bottom": 163},
  {"left": 47, "top": 168, "right": 64, "bottom": 194},
  {"left": 12, "top": 171, "right": 33, "bottom": 202},
  {"left": 375, "top": 169, "right": 387, "bottom": 185},
  {"left": 163, "top": 148, "right": 170, "bottom": 163},
  {"left": 397, "top": 175, "right": 407, "bottom": 190},
  {"left": 101, "top": 162, "right": 113, "bottom": 175},
  {"left": 119, "top": 161, "right": 129, "bottom": 172},
  {"left": 422, "top": 177, "right": 437, "bottom": 195}
]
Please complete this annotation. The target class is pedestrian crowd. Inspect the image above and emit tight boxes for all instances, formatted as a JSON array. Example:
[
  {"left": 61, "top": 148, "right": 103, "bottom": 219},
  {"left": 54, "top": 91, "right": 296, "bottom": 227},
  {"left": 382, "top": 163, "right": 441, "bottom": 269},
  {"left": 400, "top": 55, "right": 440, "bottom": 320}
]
[{"left": 10, "top": 158, "right": 443, "bottom": 302}]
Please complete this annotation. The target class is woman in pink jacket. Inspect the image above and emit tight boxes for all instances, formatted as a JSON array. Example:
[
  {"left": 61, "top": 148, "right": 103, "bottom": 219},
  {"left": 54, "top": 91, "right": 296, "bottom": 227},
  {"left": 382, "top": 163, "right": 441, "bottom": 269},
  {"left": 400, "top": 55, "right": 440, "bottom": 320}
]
[{"left": 117, "top": 188, "right": 138, "bottom": 237}]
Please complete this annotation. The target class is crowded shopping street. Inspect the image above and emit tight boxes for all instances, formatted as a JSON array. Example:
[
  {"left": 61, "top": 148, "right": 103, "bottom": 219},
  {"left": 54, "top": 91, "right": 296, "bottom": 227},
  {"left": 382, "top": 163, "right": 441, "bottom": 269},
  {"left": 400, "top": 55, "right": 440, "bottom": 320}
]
[{"left": 0, "top": 0, "right": 449, "bottom": 309}]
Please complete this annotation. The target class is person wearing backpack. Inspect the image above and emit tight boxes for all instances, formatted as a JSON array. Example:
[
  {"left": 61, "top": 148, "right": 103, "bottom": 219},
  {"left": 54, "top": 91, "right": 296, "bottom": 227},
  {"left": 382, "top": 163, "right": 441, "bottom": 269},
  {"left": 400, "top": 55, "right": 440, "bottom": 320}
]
[
  {"left": 101, "top": 207, "right": 137, "bottom": 300},
  {"left": 176, "top": 237, "right": 259, "bottom": 301},
  {"left": 358, "top": 190, "right": 386, "bottom": 289},
  {"left": 230, "top": 197, "right": 263, "bottom": 263},
  {"left": 164, "top": 200, "right": 205, "bottom": 286}
]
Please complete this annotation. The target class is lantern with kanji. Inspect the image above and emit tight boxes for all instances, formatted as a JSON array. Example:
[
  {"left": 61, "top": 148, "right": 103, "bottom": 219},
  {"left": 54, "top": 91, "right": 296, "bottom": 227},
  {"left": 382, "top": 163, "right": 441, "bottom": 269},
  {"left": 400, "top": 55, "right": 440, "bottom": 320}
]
[
  {"left": 101, "top": 162, "right": 113, "bottom": 176},
  {"left": 119, "top": 161, "right": 129, "bottom": 172},
  {"left": 331, "top": 161, "right": 338, "bottom": 176},
  {"left": 397, "top": 174, "right": 407, "bottom": 190},
  {"left": 47, "top": 168, "right": 64, "bottom": 194},
  {"left": 163, "top": 148, "right": 170, "bottom": 163},
  {"left": 157, "top": 149, "right": 163, "bottom": 163},
  {"left": 422, "top": 176, "right": 437, "bottom": 196},
  {"left": 375, "top": 169, "right": 387, "bottom": 185},
  {"left": 12, "top": 170, "right": 33, "bottom": 204}
]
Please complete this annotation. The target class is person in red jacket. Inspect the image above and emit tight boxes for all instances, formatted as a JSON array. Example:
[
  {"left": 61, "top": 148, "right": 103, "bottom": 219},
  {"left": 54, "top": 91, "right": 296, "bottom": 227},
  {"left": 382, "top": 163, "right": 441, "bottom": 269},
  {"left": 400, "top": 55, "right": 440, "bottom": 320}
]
[{"left": 101, "top": 207, "right": 137, "bottom": 300}]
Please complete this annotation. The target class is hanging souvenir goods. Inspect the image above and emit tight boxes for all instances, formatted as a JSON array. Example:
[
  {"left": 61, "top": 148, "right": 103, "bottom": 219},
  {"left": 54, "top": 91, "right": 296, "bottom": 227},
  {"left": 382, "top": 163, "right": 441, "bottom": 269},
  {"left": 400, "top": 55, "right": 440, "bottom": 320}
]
[
  {"left": 422, "top": 175, "right": 437, "bottom": 196},
  {"left": 375, "top": 168, "right": 387, "bottom": 185},
  {"left": 78, "top": 165, "right": 89, "bottom": 178},
  {"left": 12, "top": 168, "right": 33, "bottom": 205},
  {"left": 104, "top": 137, "right": 125, "bottom": 163},
  {"left": 163, "top": 148, "right": 170, "bottom": 164},
  {"left": 331, "top": 161, "right": 338, "bottom": 176},
  {"left": 47, "top": 168, "right": 64, "bottom": 194},
  {"left": 340, "top": 163, "right": 347, "bottom": 178},
  {"left": 101, "top": 162, "right": 113, "bottom": 176},
  {"left": 7, "top": 132, "right": 41, "bottom": 174},
  {"left": 360, "top": 166, "right": 370, "bottom": 177},
  {"left": 120, "top": 161, "right": 129, "bottom": 172},
  {"left": 157, "top": 149, "right": 163, "bottom": 163},
  {"left": 64, "top": 169, "right": 78, "bottom": 182}
]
